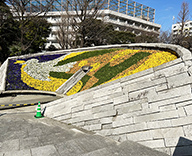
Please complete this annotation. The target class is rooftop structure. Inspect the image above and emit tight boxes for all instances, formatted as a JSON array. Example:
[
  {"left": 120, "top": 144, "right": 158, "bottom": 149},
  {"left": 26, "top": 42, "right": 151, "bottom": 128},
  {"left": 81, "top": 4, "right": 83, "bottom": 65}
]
[
  {"left": 24, "top": 0, "right": 161, "bottom": 49},
  {"left": 26, "top": 0, "right": 155, "bottom": 23}
]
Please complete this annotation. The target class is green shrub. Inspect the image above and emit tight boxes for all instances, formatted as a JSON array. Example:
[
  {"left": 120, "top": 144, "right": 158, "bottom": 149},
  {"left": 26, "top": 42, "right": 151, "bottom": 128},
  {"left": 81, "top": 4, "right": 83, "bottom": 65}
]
[
  {"left": 55, "top": 48, "right": 121, "bottom": 66},
  {"left": 92, "top": 52, "right": 151, "bottom": 87}
]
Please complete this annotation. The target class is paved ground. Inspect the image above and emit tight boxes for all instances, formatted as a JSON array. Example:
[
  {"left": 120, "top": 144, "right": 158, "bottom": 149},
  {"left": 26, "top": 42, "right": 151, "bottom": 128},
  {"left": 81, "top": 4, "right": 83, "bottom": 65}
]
[
  {"left": 0, "top": 94, "right": 61, "bottom": 109},
  {"left": 0, "top": 104, "right": 169, "bottom": 156}
]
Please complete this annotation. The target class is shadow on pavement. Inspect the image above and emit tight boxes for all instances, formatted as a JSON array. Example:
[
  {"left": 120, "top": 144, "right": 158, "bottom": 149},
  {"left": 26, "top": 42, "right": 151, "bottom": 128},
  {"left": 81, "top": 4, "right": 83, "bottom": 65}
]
[{"left": 173, "top": 137, "right": 192, "bottom": 156}]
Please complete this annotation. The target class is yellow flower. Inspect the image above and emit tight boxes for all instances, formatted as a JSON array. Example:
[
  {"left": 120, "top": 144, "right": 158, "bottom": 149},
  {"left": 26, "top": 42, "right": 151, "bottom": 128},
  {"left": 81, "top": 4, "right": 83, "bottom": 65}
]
[
  {"left": 107, "top": 51, "right": 177, "bottom": 83},
  {"left": 66, "top": 81, "right": 83, "bottom": 96},
  {"left": 62, "top": 51, "right": 89, "bottom": 61},
  {"left": 14, "top": 60, "right": 26, "bottom": 64},
  {"left": 110, "top": 49, "right": 139, "bottom": 62},
  {"left": 90, "top": 62, "right": 100, "bottom": 72},
  {"left": 20, "top": 64, "right": 82, "bottom": 95},
  {"left": 78, "top": 60, "right": 88, "bottom": 67}
]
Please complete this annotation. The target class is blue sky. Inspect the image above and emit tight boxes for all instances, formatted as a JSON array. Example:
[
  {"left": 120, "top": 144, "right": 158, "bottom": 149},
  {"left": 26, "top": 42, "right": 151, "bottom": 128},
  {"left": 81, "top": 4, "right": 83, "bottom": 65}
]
[{"left": 137, "top": 0, "right": 192, "bottom": 31}]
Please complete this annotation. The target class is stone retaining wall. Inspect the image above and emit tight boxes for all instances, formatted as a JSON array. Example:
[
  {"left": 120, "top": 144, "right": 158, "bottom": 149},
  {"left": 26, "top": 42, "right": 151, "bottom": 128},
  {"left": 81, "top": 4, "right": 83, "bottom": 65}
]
[
  {"left": 1, "top": 43, "right": 192, "bottom": 155},
  {"left": 44, "top": 44, "right": 192, "bottom": 155},
  {"left": 0, "top": 59, "right": 9, "bottom": 92}
]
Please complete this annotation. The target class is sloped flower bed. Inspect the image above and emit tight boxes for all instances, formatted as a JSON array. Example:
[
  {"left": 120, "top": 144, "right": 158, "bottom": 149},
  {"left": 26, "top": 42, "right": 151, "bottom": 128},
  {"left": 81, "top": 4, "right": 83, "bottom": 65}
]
[{"left": 6, "top": 49, "right": 178, "bottom": 96}]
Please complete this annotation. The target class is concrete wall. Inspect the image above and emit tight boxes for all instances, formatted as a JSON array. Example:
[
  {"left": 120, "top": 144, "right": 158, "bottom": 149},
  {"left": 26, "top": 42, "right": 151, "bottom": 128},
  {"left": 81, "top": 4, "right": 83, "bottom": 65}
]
[
  {"left": 0, "top": 59, "right": 9, "bottom": 92},
  {"left": 44, "top": 44, "right": 192, "bottom": 155}
]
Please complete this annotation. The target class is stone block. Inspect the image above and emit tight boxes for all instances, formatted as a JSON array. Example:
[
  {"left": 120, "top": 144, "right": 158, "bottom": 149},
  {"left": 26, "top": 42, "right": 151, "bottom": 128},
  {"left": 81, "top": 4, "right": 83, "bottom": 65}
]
[
  {"left": 184, "top": 105, "right": 192, "bottom": 116},
  {"left": 148, "top": 85, "right": 191, "bottom": 103},
  {"left": 113, "top": 94, "right": 129, "bottom": 105},
  {"left": 113, "top": 122, "right": 147, "bottom": 135},
  {"left": 159, "top": 104, "right": 176, "bottom": 112},
  {"left": 154, "top": 58, "right": 183, "bottom": 71},
  {"left": 100, "top": 117, "right": 113, "bottom": 124},
  {"left": 117, "top": 134, "right": 127, "bottom": 142},
  {"left": 54, "top": 113, "right": 71, "bottom": 121},
  {"left": 129, "top": 88, "right": 157, "bottom": 101},
  {"left": 177, "top": 107, "right": 186, "bottom": 117},
  {"left": 85, "top": 124, "right": 102, "bottom": 131},
  {"left": 176, "top": 100, "right": 192, "bottom": 108},
  {"left": 126, "top": 130, "right": 153, "bottom": 142},
  {"left": 85, "top": 119, "right": 100, "bottom": 125},
  {"left": 102, "top": 123, "right": 112, "bottom": 129},
  {"left": 71, "top": 105, "right": 84, "bottom": 113},
  {"left": 120, "top": 68, "right": 154, "bottom": 84},
  {"left": 184, "top": 60, "right": 192, "bottom": 67},
  {"left": 108, "top": 92, "right": 124, "bottom": 99},
  {"left": 94, "top": 110, "right": 117, "bottom": 119},
  {"left": 135, "top": 110, "right": 178, "bottom": 123},
  {"left": 164, "top": 137, "right": 181, "bottom": 147},
  {"left": 112, "top": 116, "right": 133, "bottom": 128},
  {"left": 124, "top": 73, "right": 154, "bottom": 86},
  {"left": 171, "top": 116, "right": 192, "bottom": 127},
  {"left": 154, "top": 63, "right": 187, "bottom": 77},
  {"left": 84, "top": 98, "right": 113, "bottom": 110},
  {"left": 70, "top": 114, "right": 93, "bottom": 123},
  {"left": 93, "top": 83, "right": 121, "bottom": 98},
  {"left": 150, "top": 94, "right": 192, "bottom": 108},
  {"left": 115, "top": 98, "right": 147, "bottom": 109},
  {"left": 117, "top": 103, "right": 142, "bottom": 114},
  {"left": 138, "top": 139, "right": 165, "bottom": 148},
  {"left": 74, "top": 121, "right": 85, "bottom": 127},
  {"left": 92, "top": 104, "right": 114, "bottom": 114},
  {"left": 167, "top": 72, "right": 192, "bottom": 88},
  {"left": 128, "top": 77, "right": 166, "bottom": 92},
  {"left": 72, "top": 110, "right": 92, "bottom": 118},
  {"left": 97, "top": 129, "right": 113, "bottom": 136},
  {"left": 147, "top": 120, "right": 172, "bottom": 129},
  {"left": 151, "top": 127, "right": 184, "bottom": 139},
  {"left": 183, "top": 125, "right": 192, "bottom": 137},
  {"left": 155, "top": 83, "right": 168, "bottom": 92},
  {"left": 118, "top": 107, "right": 159, "bottom": 121}
]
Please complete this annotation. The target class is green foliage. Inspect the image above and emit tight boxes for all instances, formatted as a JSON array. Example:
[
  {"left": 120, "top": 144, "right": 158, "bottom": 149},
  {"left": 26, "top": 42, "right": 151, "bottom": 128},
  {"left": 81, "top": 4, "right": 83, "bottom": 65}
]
[
  {"left": 0, "top": 1, "right": 18, "bottom": 63},
  {"left": 135, "top": 32, "right": 158, "bottom": 43},
  {"left": 47, "top": 45, "right": 58, "bottom": 51},
  {"left": 109, "top": 31, "right": 136, "bottom": 44},
  {"left": 23, "top": 17, "right": 52, "bottom": 53},
  {"left": 0, "top": 1, "right": 51, "bottom": 63},
  {"left": 76, "top": 19, "right": 136, "bottom": 47},
  {"left": 80, "top": 75, "right": 91, "bottom": 91},
  {"left": 55, "top": 48, "right": 121, "bottom": 66},
  {"left": 82, "top": 19, "right": 115, "bottom": 46},
  {"left": 92, "top": 52, "right": 151, "bottom": 87}
]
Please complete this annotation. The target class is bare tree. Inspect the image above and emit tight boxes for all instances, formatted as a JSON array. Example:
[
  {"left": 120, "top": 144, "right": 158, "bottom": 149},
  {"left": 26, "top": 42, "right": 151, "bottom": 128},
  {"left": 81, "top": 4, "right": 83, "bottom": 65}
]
[
  {"left": 56, "top": 13, "right": 76, "bottom": 49},
  {"left": 159, "top": 30, "right": 173, "bottom": 44},
  {"left": 5, "top": 0, "right": 54, "bottom": 54},
  {"left": 177, "top": 1, "right": 190, "bottom": 35},
  {"left": 62, "top": 0, "right": 107, "bottom": 48},
  {"left": 173, "top": 1, "right": 190, "bottom": 46}
]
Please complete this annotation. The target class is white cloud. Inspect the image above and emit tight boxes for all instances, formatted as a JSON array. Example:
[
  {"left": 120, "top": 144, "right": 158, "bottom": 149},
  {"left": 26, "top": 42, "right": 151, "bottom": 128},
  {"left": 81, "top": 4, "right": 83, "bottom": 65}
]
[{"left": 165, "top": 7, "right": 173, "bottom": 11}]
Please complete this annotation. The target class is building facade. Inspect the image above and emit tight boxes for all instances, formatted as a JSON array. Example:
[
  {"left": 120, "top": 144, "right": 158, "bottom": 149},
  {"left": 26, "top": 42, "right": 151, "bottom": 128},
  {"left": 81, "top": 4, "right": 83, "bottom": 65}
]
[
  {"left": 172, "top": 21, "right": 192, "bottom": 37},
  {"left": 25, "top": 0, "right": 161, "bottom": 49}
]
